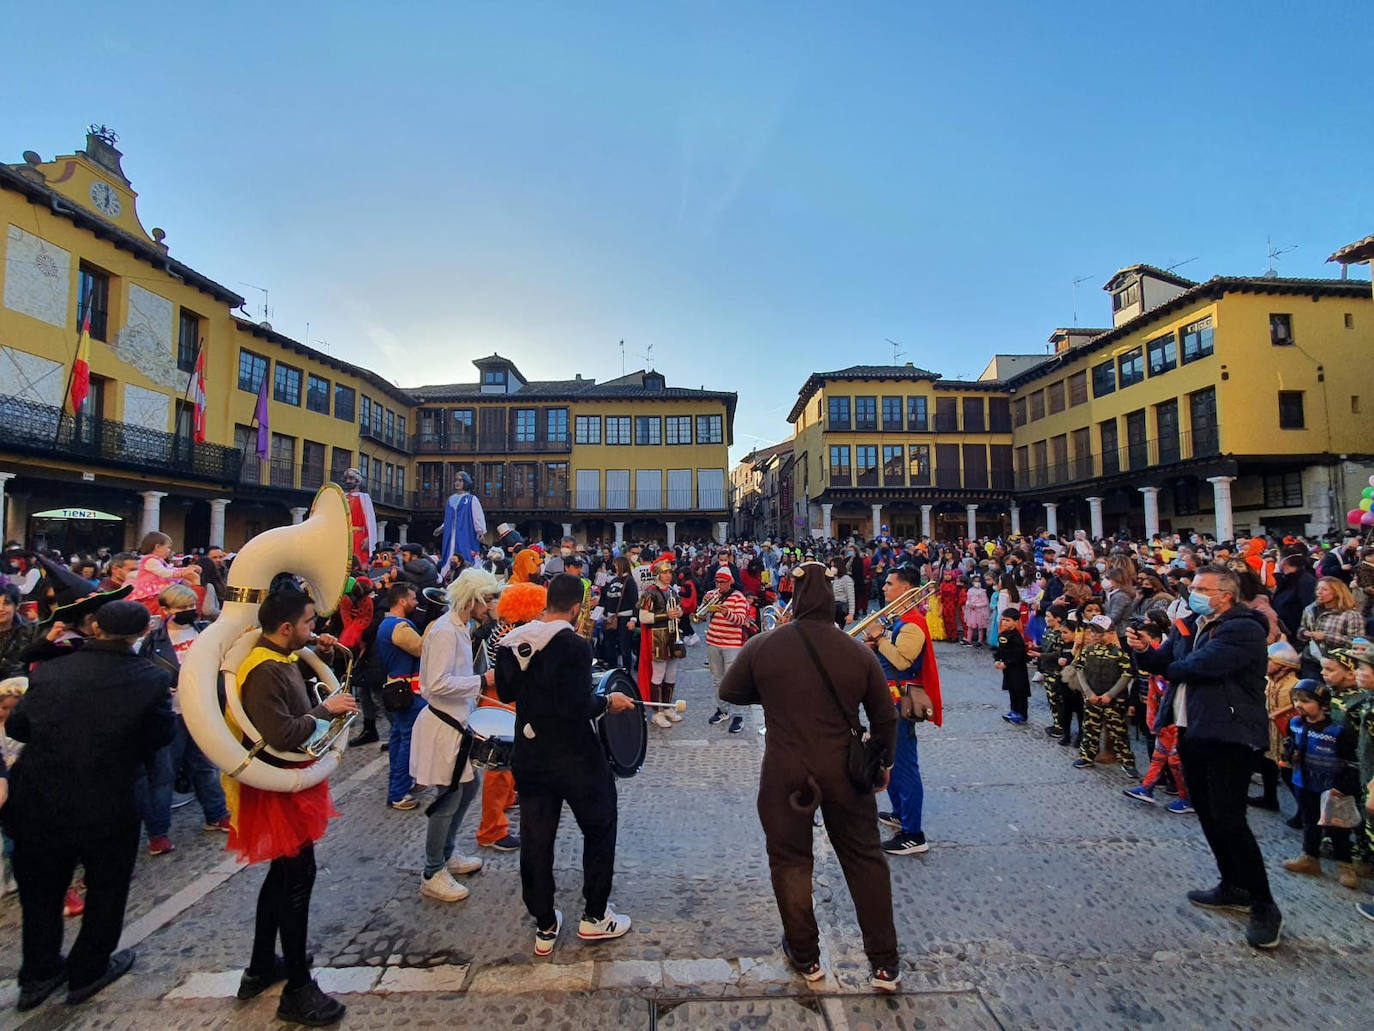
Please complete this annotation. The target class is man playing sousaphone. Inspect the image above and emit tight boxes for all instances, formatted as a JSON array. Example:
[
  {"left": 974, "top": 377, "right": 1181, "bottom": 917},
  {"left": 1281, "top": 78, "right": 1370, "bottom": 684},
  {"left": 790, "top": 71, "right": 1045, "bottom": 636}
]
[{"left": 637, "top": 559, "right": 684, "bottom": 728}]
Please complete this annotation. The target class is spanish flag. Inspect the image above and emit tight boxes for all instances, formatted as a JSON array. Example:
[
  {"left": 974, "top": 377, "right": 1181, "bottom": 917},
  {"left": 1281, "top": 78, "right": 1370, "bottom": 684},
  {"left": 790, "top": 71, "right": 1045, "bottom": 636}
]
[
  {"left": 70, "top": 309, "right": 91, "bottom": 412},
  {"left": 192, "top": 347, "right": 207, "bottom": 443}
]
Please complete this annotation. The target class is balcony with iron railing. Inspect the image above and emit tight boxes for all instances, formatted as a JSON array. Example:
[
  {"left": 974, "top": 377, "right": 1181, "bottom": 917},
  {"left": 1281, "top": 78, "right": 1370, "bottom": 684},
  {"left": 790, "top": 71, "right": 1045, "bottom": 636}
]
[
  {"left": 0, "top": 393, "right": 241, "bottom": 483},
  {"left": 412, "top": 429, "right": 571, "bottom": 454},
  {"left": 360, "top": 421, "right": 414, "bottom": 455},
  {"left": 1014, "top": 429, "right": 1221, "bottom": 492}
]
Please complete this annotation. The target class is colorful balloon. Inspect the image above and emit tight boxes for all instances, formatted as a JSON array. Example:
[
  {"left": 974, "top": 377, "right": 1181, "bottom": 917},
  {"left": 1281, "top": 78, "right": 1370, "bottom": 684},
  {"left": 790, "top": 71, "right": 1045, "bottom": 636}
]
[
  {"left": 1362, "top": 511, "right": 1374, "bottom": 527},
  {"left": 1364, "top": 487, "right": 1374, "bottom": 499},
  {"left": 1368, "top": 475, "right": 1374, "bottom": 487},
  {"left": 1349, "top": 509, "right": 1366, "bottom": 527},
  {"left": 1362, "top": 499, "right": 1373, "bottom": 512}
]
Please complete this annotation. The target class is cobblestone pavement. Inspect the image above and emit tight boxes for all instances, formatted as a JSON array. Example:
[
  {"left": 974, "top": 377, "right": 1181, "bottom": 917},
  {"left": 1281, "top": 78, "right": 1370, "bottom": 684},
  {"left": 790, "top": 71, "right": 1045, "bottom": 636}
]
[{"left": 3, "top": 637, "right": 1372, "bottom": 1029}]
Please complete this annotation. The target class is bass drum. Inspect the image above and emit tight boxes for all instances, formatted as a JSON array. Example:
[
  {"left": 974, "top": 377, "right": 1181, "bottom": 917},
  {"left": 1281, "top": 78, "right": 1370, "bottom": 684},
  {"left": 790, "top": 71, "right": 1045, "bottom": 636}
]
[{"left": 594, "top": 667, "right": 647, "bottom": 779}]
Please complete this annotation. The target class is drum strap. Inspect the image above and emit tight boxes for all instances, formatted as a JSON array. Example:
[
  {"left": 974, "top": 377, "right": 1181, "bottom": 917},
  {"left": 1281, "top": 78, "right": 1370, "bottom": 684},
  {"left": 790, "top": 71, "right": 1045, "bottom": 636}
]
[
  {"left": 424, "top": 707, "right": 476, "bottom": 817},
  {"left": 426, "top": 703, "right": 471, "bottom": 737}
]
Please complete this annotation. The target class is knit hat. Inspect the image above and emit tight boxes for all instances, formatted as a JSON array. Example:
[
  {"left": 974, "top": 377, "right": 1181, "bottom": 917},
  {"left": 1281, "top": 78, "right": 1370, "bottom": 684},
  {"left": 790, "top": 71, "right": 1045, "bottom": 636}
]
[
  {"left": 1266, "top": 641, "right": 1301, "bottom": 669},
  {"left": 714, "top": 568, "right": 734, "bottom": 581}
]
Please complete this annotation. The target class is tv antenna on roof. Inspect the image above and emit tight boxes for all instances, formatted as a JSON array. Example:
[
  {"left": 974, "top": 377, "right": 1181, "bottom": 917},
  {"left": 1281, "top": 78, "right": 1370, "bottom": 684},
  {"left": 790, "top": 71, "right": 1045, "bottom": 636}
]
[
  {"left": 240, "top": 281, "right": 270, "bottom": 322},
  {"left": 1166, "top": 257, "right": 1198, "bottom": 274},
  {"left": 1071, "top": 275, "right": 1093, "bottom": 326},
  {"left": 639, "top": 342, "right": 655, "bottom": 370},
  {"left": 619, "top": 338, "right": 625, "bottom": 376},
  {"left": 885, "top": 338, "right": 906, "bottom": 364},
  {"left": 1264, "top": 236, "right": 1296, "bottom": 277}
]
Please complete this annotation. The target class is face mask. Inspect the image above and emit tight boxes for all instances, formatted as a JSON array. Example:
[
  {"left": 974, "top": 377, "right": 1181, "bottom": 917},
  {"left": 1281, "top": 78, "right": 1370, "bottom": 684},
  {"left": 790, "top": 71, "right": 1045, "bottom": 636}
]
[
  {"left": 1095, "top": 562, "right": 1107, "bottom": 572},
  {"left": 1101, "top": 578, "right": 1113, "bottom": 591},
  {"left": 1187, "top": 591, "right": 1213, "bottom": 616},
  {"left": 172, "top": 610, "right": 197, "bottom": 626},
  {"left": 561, "top": 548, "right": 573, "bottom": 557}
]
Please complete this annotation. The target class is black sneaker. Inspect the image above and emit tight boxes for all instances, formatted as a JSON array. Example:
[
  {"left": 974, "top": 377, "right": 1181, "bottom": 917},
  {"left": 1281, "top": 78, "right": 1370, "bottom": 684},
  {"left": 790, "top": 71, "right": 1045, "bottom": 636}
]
[
  {"left": 881, "top": 832, "right": 928, "bottom": 856},
  {"left": 1122, "top": 765, "right": 1141, "bottom": 781},
  {"left": 1072, "top": 758, "right": 1093, "bottom": 769},
  {"left": 1246, "top": 903, "right": 1283, "bottom": 949},
  {"left": 708, "top": 707, "right": 729, "bottom": 726},
  {"left": 871, "top": 966, "right": 902, "bottom": 992},
  {"left": 66, "top": 949, "right": 134, "bottom": 1005},
  {"left": 1247, "top": 795, "right": 1280, "bottom": 811},
  {"left": 237, "top": 953, "right": 315, "bottom": 1000},
  {"left": 348, "top": 724, "right": 379, "bottom": 747},
  {"left": 16, "top": 959, "right": 66, "bottom": 1012},
  {"left": 1058, "top": 735, "right": 1073, "bottom": 747},
  {"left": 276, "top": 979, "right": 346, "bottom": 1026},
  {"left": 1187, "top": 883, "right": 1252, "bottom": 911},
  {"left": 483, "top": 834, "right": 520, "bottom": 852},
  {"left": 877, "top": 811, "right": 902, "bottom": 831},
  {"left": 728, "top": 716, "right": 745, "bottom": 734},
  {"left": 780, "top": 940, "right": 824, "bottom": 983},
  {"left": 1043, "top": 725, "right": 1060, "bottom": 737}
]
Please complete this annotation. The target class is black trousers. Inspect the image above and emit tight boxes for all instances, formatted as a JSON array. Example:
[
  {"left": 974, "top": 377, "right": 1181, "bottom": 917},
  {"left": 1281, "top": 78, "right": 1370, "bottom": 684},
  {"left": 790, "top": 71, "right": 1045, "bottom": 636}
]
[
  {"left": 515, "top": 761, "right": 617, "bottom": 929},
  {"left": 12, "top": 820, "right": 139, "bottom": 989},
  {"left": 1178, "top": 735, "right": 1274, "bottom": 905},
  {"left": 249, "top": 844, "right": 317, "bottom": 990}
]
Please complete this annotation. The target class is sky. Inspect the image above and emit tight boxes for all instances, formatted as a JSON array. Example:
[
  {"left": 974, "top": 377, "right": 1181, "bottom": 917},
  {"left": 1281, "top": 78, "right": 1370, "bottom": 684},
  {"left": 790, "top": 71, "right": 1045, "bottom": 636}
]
[{"left": 4, "top": 1, "right": 1371, "bottom": 463}]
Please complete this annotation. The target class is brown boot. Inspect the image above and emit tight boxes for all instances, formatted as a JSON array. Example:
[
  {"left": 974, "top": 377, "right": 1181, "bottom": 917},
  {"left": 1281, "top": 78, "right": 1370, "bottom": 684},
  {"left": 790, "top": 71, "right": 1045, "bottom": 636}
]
[
  {"left": 1337, "top": 862, "right": 1360, "bottom": 889},
  {"left": 1283, "top": 853, "right": 1322, "bottom": 876}
]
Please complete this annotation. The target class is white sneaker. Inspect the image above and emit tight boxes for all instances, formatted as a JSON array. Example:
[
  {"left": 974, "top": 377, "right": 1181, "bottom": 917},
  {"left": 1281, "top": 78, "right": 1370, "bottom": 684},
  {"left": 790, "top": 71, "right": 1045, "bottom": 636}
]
[
  {"left": 652, "top": 711, "right": 672, "bottom": 729},
  {"left": 419, "top": 868, "right": 469, "bottom": 902},
  {"left": 446, "top": 854, "right": 483, "bottom": 876},
  {"left": 578, "top": 904, "right": 631, "bottom": 940},
  {"left": 664, "top": 708, "right": 682, "bottom": 723},
  {"left": 535, "top": 910, "right": 562, "bottom": 956}
]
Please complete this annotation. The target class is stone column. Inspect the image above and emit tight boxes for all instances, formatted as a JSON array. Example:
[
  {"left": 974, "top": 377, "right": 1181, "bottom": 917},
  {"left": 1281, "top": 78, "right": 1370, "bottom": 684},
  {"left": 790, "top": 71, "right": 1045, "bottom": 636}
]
[
  {"left": 1044, "top": 502, "right": 1058, "bottom": 536},
  {"left": 376, "top": 519, "right": 389, "bottom": 544},
  {"left": 0, "top": 472, "right": 14, "bottom": 545},
  {"left": 870, "top": 503, "right": 883, "bottom": 540},
  {"left": 1139, "top": 486, "right": 1161, "bottom": 539},
  {"left": 716, "top": 520, "right": 729, "bottom": 544},
  {"left": 562, "top": 522, "right": 573, "bottom": 539},
  {"left": 820, "top": 503, "right": 833, "bottom": 539},
  {"left": 965, "top": 503, "right": 978, "bottom": 540},
  {"left": 665, "top": 521, "right": 676, "bottom": 547},
  {"left": 397, "top": 523, "right": 408, "bottom": 544},
  {"left": 920, "top": 504, "right": 933, "bottom": 538},
  {"left": 208, "top": 498, "right": 230, "bottom": 549},
  {"left": 1010, "top": 505, "right": 1021, "bottom": 536},
  {"left": 1207, "top": 476, "right": 1236, "bottom": 541},
  {"left": 613, "top": 520, "right": 625, "bottom": 546},
  {"left": 289, "top": 507, "right": 308, "bottom": 525},
  {"left": 1087, "top": 496, "right": 1104, "bottom": 540},
  {"left": 138, "top": 491, "right": 167, "bottom": 538}
]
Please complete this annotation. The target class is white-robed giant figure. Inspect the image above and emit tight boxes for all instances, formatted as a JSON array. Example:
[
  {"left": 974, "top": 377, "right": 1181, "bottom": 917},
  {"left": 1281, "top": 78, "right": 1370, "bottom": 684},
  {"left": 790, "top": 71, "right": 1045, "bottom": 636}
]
[
  {"left": 440, "top": 471, "right": 486, "bottom": 567},
  {"left": 341, "top": 467, "right": 377, "bottom": 570}
]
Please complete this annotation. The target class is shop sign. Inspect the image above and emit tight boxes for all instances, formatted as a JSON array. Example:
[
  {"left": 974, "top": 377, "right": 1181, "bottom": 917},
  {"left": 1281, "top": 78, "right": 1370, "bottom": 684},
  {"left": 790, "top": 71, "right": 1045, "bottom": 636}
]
[{"left": 31, "top": 508, "right": 122, "bottom": 521}]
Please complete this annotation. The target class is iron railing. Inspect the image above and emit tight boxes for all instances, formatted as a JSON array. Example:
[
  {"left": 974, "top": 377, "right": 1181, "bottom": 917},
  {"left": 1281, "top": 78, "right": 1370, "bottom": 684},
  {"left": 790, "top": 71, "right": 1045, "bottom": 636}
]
[{"left": 1013, "top": 429, "right": 1221, "bottom": 491}]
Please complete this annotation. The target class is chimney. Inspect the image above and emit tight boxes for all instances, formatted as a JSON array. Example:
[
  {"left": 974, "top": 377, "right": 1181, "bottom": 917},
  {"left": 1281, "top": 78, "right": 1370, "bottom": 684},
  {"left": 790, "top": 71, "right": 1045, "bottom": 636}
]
[{"left": 83, "top": 126, "right": 129, "bottom": 183}]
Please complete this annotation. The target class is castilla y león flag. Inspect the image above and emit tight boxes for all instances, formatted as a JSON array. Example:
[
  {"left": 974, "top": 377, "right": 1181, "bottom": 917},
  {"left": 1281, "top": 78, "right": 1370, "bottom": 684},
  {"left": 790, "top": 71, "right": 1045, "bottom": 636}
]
[{"left": 192, "top": 348, "right": 207, "bottom": 443}]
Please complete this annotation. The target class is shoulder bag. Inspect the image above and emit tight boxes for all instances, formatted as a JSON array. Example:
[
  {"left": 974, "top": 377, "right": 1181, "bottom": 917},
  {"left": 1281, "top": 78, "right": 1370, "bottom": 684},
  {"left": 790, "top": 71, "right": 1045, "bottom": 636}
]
[{"left": 793, "top": 622, "right": 886, "bottom": 792}]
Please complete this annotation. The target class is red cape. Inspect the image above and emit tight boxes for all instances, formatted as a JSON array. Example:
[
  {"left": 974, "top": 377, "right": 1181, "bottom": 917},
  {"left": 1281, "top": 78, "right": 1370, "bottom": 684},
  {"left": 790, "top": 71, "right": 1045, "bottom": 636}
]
[
  {"left": 901, "top": 608, "right": 944, "bottom": 727},
  {"left": 635, "top": 623, "right": 654, "bottom": 701}
]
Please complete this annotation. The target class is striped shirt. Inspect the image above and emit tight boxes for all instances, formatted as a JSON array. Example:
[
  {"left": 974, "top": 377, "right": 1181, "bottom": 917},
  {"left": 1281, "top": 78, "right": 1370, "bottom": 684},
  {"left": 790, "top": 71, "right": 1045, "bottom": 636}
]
[{"left": 705, "top": 589, "right": 749, "bottom": 648}]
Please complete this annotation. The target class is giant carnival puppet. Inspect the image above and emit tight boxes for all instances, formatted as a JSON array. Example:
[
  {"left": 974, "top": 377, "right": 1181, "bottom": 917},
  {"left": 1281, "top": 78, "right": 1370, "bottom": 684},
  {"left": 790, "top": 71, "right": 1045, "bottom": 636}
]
[
  {"left": 636, "top": 558, "right": 685, "bottom": 725},
  {"left": 440, "top": 471, "right": 487, "bottom": 569},
  {"left": 341, "top": 467, "right": 377, "bottom": 572}
]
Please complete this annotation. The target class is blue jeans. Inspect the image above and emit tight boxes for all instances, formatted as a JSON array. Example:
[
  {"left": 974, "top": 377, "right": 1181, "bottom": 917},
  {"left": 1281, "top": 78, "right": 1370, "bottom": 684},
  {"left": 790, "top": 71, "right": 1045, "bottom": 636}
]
[
  {"left": 423, "top": 772, "right": 482, "bottom": 878},
  {"left": 885, "top": 716, "right": 924, "bottom": 837},
  {"left": 388, "top": 699, "right": 427, "bottom": 803},
  {"left": 134, "top": 743, "right": 174, "bottom": 837},
  {"left": 171, "top": 715, "right": 228, "bottom": 823}
]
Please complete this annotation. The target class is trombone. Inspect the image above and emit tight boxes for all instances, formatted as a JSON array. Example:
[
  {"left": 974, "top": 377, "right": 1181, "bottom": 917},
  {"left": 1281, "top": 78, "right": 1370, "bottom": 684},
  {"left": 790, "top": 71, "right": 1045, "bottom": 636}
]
[{"left": 846, "top": 580, "right": 939, "bottom": 640}]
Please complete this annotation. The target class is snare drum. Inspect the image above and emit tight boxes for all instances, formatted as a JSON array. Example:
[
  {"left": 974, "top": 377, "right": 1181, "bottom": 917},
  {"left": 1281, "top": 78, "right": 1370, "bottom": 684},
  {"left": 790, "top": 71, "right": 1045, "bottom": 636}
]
[
  {"left": 467, "top": 707, "right": 516, "bottom": 770},
  {"left": 594, "top": 667, "right": 647, "bottom": 779}
]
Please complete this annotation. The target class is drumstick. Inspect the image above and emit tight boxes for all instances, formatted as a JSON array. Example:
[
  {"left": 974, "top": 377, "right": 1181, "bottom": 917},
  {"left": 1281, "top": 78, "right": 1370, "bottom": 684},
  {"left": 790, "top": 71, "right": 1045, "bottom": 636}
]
[{"left": 638, "top": 700, "right": 688, "bottom": 712}]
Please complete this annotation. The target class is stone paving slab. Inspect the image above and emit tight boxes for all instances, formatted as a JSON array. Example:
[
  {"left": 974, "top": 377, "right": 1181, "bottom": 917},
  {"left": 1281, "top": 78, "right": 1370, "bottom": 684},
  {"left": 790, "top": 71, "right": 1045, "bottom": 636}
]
[{"left": 656, "top": 996, "right": 826, "bottom": 1030}]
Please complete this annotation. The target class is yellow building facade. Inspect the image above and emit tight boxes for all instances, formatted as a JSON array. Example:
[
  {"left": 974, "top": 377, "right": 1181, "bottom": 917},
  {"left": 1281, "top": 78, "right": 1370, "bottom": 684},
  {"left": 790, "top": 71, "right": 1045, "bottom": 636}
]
[{"left": 0, "top": 130, "right": 734, "bottom": 553}]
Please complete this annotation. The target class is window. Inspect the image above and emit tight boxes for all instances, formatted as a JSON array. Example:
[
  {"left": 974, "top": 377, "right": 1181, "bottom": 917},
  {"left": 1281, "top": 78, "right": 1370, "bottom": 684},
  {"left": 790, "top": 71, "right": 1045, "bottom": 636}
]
[
  {"left": 544, "top": 461, "right": 568, "bottom": 501},
  {"left": 988, "top": 396, "right": 1012, "bottom": 432},
  {"left": 269, "top": 433, "right": 295, "bottom": 487},
  {"left": 1345, "top": 313, "right": 1355, "bottom": 330},
  {"left": 238, "top": 349, "right": 268, "bottom": 393},
  {"left": 1118, "top": 346, "right": 1144, "bottom": 388},
  {"left": 395, "top": 466, "right": 404, "bottom": 496},
  {"left": 575, "top": 415, "right": 601, "bottom": 444},
  {"left": 962, "top": 444, "right": 988, "bottom": 488},
  {"left": 305, "top": 374, "right": 330, "bottom": 414},
  {"left": 696, "top": 414, "right": 723, "bottom": 444},
  {"left": 881, "top": 396, "right": 903, "bottom": 430},
  {"left": 396, "top": 414, "right": 406, "bottom": 442},
  {"left": 481, "top": 461, "right": 505, "bottom": 500},
  {"left": 907, "top": 396, "right": 928, "bottom": 431},
  {"left": 934, "top": 397, "right": 958, "bottom": 432},
  {"left": 606, "top": 416, "right": 631, "bottom": 445},
  {"left": 962, "top": 397, "right": 985, "bottom": 432},
  {"left": 330, "top": 447, "right": 351, "bottom": 483},
  {"left": 1157, "top": 399, "right": 1180, "bottom": 464},
  {"left": 1091, "top": 360, "right": 1115, "bottom": 398},
  {"left": 666, "top": 415, "right": 692, "bottom": 444},
  {"left": 1278, "top": 391, "right": 1304, "bottom": 429},
  {"left": 174, "top": 399, "right": 193, "bottom": 451},
  {"left": 1012, "top": 396, "right": 1027, "bottom": 428},
  {"left": 482, "top": 369, "right": 507, "bottom": 389},
  {"left": 514, "top": 408, "right": 537, "bottom": 444},
  {"left": 1028, "top": 390, "right": 1045, "bottom": 422},
  {"left": 384, "top": 409, "right": 395, "bottom": 443},
  {"left": 384, "top": 464, "right": 394, "bottom": 496},
  {"left": 1269, "top": 313, "right": 1293, "bottom": 346},
  {"left": 1353, "top": 396, "right": 1362, "bottom": 415},
  {"left": 359, "top": 395, "right": 373, "bottom": 432},
  {"left": 989, "top": 443, "right": 1013, "bottom": 489},
  {"left": 449, "top": 408, "right": 473, "bottom": 443},
  {"left": 301, "top": 441, "right": 326, "bottom": 489},
  {"left": 1147, "top": 333, "right": 1177, "bottom": 376},
  {"left": 1100, "top": 419, "right": 1120, "bottom": 475},
  {"left": 1032, "top": 440, "right": 1048, "bottom": 484},
  {"left": 1125, "top": 410, "right": 1147, "bottom": 469},
  {"left": 1015, "top": 444, "right": 1030, "bottom": 483},
  {"left": 76, "top": 264, "right": 110, "bottom": 341},
  {"left": 334, "top": 384, "right": 355, "bottom": 422},
  {"left": 644, "top": 374, "right": 664, "bottom": 391},
  {"left": 1112, "top": 281, "right": 1140, "bottom": 312},
  {"left": 234, "top": 424, "right": 260, "bottom": 482},
  {"left": 1181, "top": 316, "right": 1214, "bottom": 364},
  {"left": 545, "top": 408, "right": 568, "bottom": 443},
  {"left": 634, "top": 416, "right": 661, "bottom": 445},
  {"left": 854, "top": 396, "right": 876, "bottom": 431},
  {"left": 854, "top": 445, "right": 878, "bottom": 485},
  {"left": 1071, "top": 427, "right": 1092, "bottom": 480},
  {"left": 1263, "top": 472, "right": 1303, "bottom": 508},
  {"left": 882, "top": 445, "right": 904, "bottom": 485},
  {"left": 1067, "top": 370, "right": 1088, "bottom": 406},
  {"left": 1190, "top": 387, "right": 1219, "bottom": 456},
  {"left": 828, "top": 445, "right": 851, "bottom": 484},
  {"left": 359, "top": 453, "right": 370, "bottom": 484},
  {"left": 177, "top": 310, "right": 200, "bottom": 372},
  {"left": 908, "top": 445, "right": 931, "bottom": 485},
  {"left": 1047, "top": 381, "right": 1065, "bottom": 415},
  {"left": 935, "top": 443, "right": 960, "bottom": 487},
  {"left": 827, "top": 396, "right": 851, "bottom": 430},
  {"left": 273, "top": 363, "right": 302, "bottom": 405}
]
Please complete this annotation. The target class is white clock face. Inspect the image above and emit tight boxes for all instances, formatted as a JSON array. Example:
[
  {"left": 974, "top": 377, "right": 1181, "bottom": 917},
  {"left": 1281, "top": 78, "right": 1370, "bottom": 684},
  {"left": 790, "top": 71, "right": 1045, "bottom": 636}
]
[{"left": 89, "top": 181, "right": 121, "bottom": 218}]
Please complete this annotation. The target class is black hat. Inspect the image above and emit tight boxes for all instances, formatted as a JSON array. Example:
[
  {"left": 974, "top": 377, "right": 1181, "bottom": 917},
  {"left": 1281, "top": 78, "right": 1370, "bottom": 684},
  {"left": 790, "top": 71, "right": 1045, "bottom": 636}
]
[
  {"left": 94, "top": 599, "right": 150, "bottom": 637},
  {"left": 48, "top": 582, "right": 134, "bottom": 626}
]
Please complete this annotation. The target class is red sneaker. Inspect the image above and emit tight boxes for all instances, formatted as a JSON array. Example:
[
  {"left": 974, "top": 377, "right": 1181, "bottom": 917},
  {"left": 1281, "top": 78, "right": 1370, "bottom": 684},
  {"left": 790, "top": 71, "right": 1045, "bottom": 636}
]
[
  {"left": 64, "top": 887, "right": 85, "bottom": 917},
  {"left": 147, "top": 835, "right": 176, "bottom": 855},
  {"left": 203, "top": 817, "right": 232, "bottom": 833}
]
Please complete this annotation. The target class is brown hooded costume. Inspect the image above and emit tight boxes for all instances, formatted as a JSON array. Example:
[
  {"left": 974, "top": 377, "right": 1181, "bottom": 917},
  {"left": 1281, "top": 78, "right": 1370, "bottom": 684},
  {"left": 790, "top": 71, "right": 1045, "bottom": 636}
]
[{"left": 719, "top": 561, "right": 899, "bottom": 972}]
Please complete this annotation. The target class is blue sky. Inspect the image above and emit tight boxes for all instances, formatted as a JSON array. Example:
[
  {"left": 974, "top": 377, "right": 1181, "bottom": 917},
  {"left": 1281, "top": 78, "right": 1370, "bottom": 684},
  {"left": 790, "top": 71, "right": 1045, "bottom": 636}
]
[{"left": 4, "top": 1, "right": 1371, "bottom": 461}]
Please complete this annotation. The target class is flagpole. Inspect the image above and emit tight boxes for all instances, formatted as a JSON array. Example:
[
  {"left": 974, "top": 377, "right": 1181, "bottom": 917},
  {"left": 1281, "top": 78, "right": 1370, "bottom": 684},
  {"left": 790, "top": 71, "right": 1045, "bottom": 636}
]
[{"left": 174, "top": 336, "right": 203, "bottom": 463}]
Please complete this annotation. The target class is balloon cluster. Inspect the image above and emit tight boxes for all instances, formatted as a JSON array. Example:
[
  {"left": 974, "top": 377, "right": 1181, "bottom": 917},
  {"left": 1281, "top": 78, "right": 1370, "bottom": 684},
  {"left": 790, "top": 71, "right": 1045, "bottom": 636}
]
[{"left": 1346, "top": 476, "right": 1374, "bottom": 527}]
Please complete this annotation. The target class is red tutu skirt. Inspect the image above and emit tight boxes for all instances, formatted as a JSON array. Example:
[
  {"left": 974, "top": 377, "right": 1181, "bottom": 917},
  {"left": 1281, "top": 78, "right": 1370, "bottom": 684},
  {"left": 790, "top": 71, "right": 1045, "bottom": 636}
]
[{"left": 226, "top": 780, "right": 338, "bottom": 865}]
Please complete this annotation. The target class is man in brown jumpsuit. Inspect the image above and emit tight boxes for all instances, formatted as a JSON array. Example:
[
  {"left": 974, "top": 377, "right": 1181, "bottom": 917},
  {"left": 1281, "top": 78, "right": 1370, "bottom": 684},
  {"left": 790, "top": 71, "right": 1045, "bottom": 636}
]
[{"left": 719, "top": 561, "right": 901, "bottom": 990}]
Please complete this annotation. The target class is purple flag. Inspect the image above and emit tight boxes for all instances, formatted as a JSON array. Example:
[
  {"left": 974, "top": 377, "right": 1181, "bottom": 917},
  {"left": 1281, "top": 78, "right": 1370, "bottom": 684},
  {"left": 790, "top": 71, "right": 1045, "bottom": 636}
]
[{"left": 254, "top": 373, "right": 270, "bottom": 458}]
